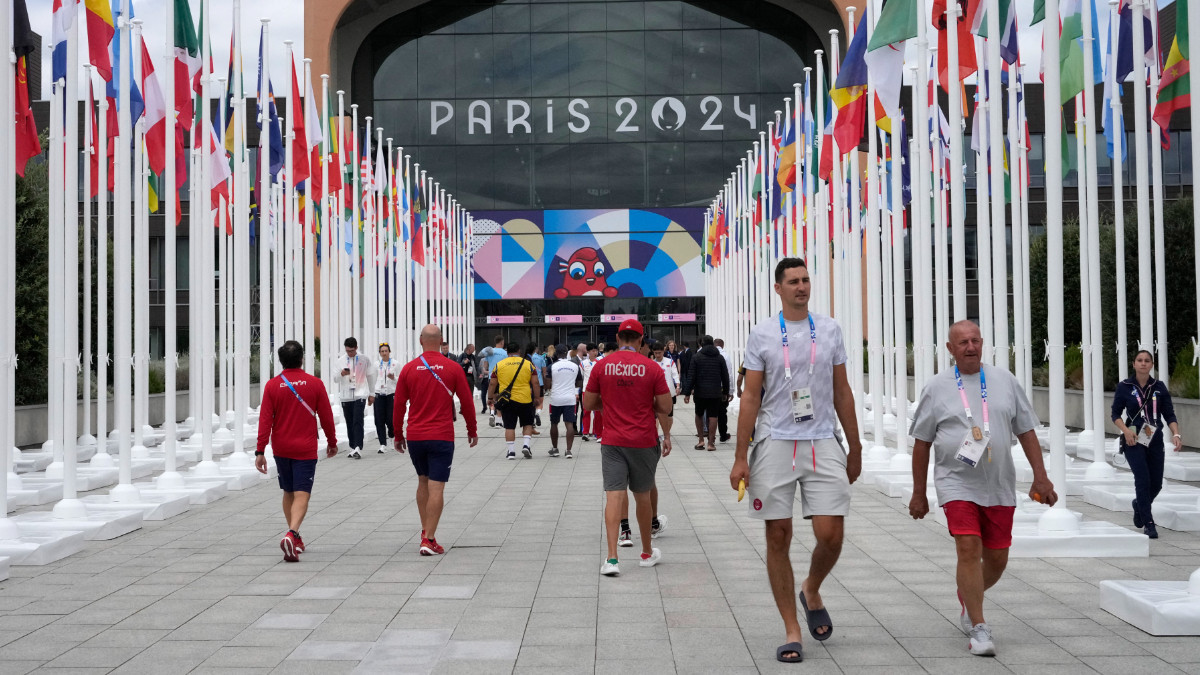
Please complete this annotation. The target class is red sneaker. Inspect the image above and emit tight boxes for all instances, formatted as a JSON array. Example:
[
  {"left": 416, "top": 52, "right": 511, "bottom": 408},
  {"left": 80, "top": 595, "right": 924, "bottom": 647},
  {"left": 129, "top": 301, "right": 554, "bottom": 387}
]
[
  {"left": 429, "top": 538, "right": 445, "bottom": 555},
  {"left": 280, "top": 532, "right": 299, "bottom": 562},
  {"left": 419, "top": 537, "right": 439, "bottom": 556},
  {"left": 293, "top": 532, "right": 305, "bottom": 554}
]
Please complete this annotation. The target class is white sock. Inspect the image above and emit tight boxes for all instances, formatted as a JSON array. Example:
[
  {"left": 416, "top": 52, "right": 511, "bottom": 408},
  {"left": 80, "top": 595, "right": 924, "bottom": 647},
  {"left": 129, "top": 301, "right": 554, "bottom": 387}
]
[
  {"left": 506, "top": 441, "right": 514, "bottom": 454},
  {"left": 523, "top": 435, "right": 532, "bottom": 448}
]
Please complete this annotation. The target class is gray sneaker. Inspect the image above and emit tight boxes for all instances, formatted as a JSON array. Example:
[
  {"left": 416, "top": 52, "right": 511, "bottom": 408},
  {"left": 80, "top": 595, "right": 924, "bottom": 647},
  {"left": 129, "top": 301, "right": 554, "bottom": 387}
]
[{"left": 968, "top": 623, "right": 995, "bottom": 656}]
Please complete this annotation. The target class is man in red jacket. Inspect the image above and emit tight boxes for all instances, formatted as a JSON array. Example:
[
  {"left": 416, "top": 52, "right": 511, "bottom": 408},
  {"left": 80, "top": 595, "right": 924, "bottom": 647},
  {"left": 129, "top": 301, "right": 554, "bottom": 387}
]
[
  {"left": 394, "top": 325, "right": 479, "bottom": 556},
  {"left": 256, "top": 341, "right": 339, "bottom": 563}
]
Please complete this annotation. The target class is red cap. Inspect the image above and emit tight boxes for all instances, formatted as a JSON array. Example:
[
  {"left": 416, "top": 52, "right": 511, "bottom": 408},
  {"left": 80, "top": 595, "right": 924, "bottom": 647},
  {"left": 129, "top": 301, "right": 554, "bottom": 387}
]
[{"left": 618, "top": 318, "right": 644, "bottom": 335}]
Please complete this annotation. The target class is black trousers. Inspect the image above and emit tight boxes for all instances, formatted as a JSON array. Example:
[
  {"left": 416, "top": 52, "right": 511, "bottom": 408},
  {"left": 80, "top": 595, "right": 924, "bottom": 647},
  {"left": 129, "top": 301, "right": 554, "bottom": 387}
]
[
  {"left": 1124, "top": 439, "right": 1166, "bottom": 526},
  {"left": 342, "top": 399, "right": 366, "bottom": 450},
  {"left": 373, "top": 394, "right": 395, "bottom": 446}
]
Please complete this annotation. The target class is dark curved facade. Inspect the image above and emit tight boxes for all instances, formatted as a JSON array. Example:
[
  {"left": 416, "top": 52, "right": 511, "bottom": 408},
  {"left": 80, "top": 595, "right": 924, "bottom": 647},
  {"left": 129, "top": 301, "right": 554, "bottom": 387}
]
[{"left": 354, "top": 0, "right": 816, "bottom": 211}]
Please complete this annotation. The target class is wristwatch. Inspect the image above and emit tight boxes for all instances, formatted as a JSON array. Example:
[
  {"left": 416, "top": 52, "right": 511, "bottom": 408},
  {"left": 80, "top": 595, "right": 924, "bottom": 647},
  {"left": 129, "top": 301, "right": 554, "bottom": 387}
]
[{"left": 254, "top": 451, "right": 265, "bottom": 456}]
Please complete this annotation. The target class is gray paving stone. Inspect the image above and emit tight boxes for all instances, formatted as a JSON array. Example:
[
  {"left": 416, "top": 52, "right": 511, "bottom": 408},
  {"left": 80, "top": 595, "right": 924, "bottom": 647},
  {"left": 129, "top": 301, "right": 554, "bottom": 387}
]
[
  {"left": 251, "top": 613, "right": 329, "bottom": 630},
  {"left": 288, "top": 640, "right": 375, "bottom": 660}
]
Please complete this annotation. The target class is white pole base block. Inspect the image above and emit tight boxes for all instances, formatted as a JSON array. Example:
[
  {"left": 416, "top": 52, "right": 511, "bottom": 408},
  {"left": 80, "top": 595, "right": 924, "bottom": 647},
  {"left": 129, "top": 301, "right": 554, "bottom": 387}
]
[
  {"left": 887, "top": 452, "right": 912, "bottom": 470},
  {"left": 1100, "top": 573, "right": 1200, "bottom": 635},
  {"left": 51, "top": 498, "right": 88, "bottom": 520},
  {"left": 77, "top": 434, "right": 96, "bottom": 447},
  {"left": 180, "top": 437, "right": 237, "bottom": 456},
  {"left": 1163, "top": 453, "right": 1200, "bottom": 481},
  {"left": 192, "top": 460, "right": 222, "bottom": 477},
  {"left": 108, "top": 429, "right": 163, "bottom": 448},
  {"left": 1081, "top": 484, "right": 1200, "bottom": 512},
  {"left": 1083, "top": 460, "right": 1118, "bottom": 480},
  {"left": 13, "top": 453, "right": 54, "bottom": 474},
  {"left": 0, "top": 527, "right": 85, "bottom": 565},
  {"left": 213, "top": 428, "right": 235, "bottom": 443},
  {"left": 81, "top": 492, "right": 190, "bottom": 521},
  {"left": 224, "top": 451, "right": 253, "bottom": 468},
  {"left": 7, "top": 471, "right": 21, "bottom": 492},
  {"left": 89, "top": 450, "right": 116, "bottom": 467},
  {"left": 137, "top": 478, "right": 228, "bottom": 505},
  {"left": 866, "top": 444, "right": 891, "bottom": 464},
  {"left": 0, "top": 555, "right": 10, "bottom": 581},
  {"left": 107, "top": 483, "right": 143, "bottom": 503},
  {"left": 873, "top": 472, "right": 917, "bottom": 498},
  {"left": 131, "top": 444, "right": 151, "bottom": 460},
  {"left": 7, "top": 481, "right": 64, "bottom": 509},
  {"left": 1008, "top": 510, "right": 1149, "bottom": 558},
  {"left": 155, "top": 471, "right": 186, "bottom": 490},
  {"left": 14, "top": 508, "right": 142, "bottom": 540}
]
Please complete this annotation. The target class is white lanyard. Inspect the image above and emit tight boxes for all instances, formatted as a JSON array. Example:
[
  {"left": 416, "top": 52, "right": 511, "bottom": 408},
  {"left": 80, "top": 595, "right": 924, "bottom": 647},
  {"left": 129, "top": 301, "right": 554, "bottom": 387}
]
[
  {"left": 953, "top": 366, "right": 989, "bottom": 436},
  {"left": 780, "top": 312, "right": 817, "bottom": 380}
]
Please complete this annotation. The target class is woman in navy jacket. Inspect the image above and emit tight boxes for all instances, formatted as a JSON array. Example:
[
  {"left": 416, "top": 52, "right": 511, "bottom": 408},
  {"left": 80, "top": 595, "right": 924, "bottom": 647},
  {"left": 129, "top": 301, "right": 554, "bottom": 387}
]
[{"left": 1111, "top": 350, "right": 1183, "bottom": 539}]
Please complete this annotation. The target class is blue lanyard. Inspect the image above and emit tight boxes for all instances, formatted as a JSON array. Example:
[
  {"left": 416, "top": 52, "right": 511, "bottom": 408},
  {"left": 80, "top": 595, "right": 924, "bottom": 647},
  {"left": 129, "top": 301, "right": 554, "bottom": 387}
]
[
  {"left": 953, "top": 366, "right": 988, "bottom": 435},
  {"left": 1132, "top": 385, "right": 1158, "bottom": 425},
  {"left": 419, "top": 355, "right": 454, "bottom": 397},
  {"left": 779, "top": 312, "right": 816, "bottom": 380},
  {"left": 280, "top": 373, "right": 317, "bottom": 419}
]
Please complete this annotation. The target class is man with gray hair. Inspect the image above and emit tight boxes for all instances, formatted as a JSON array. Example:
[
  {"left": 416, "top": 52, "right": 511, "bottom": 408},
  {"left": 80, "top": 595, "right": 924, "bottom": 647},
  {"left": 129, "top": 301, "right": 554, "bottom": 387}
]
[{"left": 394, "top": 325, "right": 479, "bottom": 556}]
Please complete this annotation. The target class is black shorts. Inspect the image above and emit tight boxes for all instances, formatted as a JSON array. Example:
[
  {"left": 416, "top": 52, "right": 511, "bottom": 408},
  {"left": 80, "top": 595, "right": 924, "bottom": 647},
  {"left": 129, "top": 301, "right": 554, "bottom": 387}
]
[
  {"left": 694, "top": 396, "right": 725, "bottom": 420},
  {"left": 501, "top": 402, "right": 535, "bottom": 429},
  {"left": 549, "top": 404, "right": 577, "bottom": 425},
  {"left": 408, "top": 440, "right": 454, "bottom": 482},
  {"left": 275, "top": 457, "right": 317, "bottom": 493}
]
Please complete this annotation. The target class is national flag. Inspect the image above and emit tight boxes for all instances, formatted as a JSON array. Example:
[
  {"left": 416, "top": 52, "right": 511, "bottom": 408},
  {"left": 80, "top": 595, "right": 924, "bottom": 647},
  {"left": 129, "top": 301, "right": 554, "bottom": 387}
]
[
  {"left": 147, "top": 171, "right": 161, "bottom": 213},
  {"left": 1102, "top": 16, "right": 1128, "bottom": 161},
  {"left": 776, "top": 119, "right": 797, "bottom": 192},
  {"left": 931, "top": 0, "right": 978, "bottom": 91},
  {"left": 290, "top": 56, "right": 310, "bottom": 185},
  {"left": 832, "top": 14, "right": 869, "bottom": 153},
  {"left": 818, "top": 93, "right": 835, "bottom": 181},
  {"left": 1116, "top": 0, "right": 1154, "bottom": 81},
  {"left": 222, "top": 38, "right": 239, "bottom": 155},
  {"left": 1033, "top": 0, "right": 1046, "bottom": 24},
  {"left": 84, "top": 0, "right": 113, "bottom": 82},
  {"left": 14, "top": 0, "right": 41, "bottom": 176},
  {"left": 976, "top": 0, "right": 1021, "bottom": 64},
  {"left": 108, "top": 2, "right": 145, "bottom": 127},
  {"left": 256, "top": 30, "right": 285, "bottom": 179},
  {"left": 411, "top": 179, "right": 426, "bottom": 265},
  {"left": 140, "top": 37, "right": 168, "bottom": 175},
  {"left": 868, "top": 0, "right": 918, "bottom": 51},
  {"left": 52, "top": 0, "right": 75, "bottom": 85},
  {"left": 305, "top": 68, "right": 325, "bottom": 201},
  {"left": 865, "top": 42, "right": 906, "bottom": 130},
  {"left": 1060, "top": 0, "right": 1085, "bottom": 104},
  {"left": 1153, "top": 0, "right": 1190, "bottom": 147},
  {"left": 174, "top": 0, "right": 201, "bottom": 131}
]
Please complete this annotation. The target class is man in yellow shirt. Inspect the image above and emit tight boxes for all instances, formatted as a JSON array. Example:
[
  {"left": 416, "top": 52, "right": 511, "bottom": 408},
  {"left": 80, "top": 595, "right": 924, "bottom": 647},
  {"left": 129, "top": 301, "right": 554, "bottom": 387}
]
[{"left": 488, "top": 343, "right": 543, "bottom": 459}]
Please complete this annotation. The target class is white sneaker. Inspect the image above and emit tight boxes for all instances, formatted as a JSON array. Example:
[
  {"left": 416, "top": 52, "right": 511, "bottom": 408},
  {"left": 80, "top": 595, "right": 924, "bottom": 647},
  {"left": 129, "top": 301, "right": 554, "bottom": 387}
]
[
  {"left": 600, "top": 559, "right": 620, "bottom": 576},
  {"left": 489, "top": 415, "right": 496, "bottom": 428},
  {"left": 378, "top": 446, "right": 387, "bottom": 454},
  {"left": 349, "top": 448, "right": 362, "bottom": 459},
  {"left": 639, "top": 547, "right": 662, "bottom": 568},
  {"left": 968, "top": 623, "right": 995, "bottom": 656},
  {"left": 651, "top": 514, "right": 668, "bottom": 538}
]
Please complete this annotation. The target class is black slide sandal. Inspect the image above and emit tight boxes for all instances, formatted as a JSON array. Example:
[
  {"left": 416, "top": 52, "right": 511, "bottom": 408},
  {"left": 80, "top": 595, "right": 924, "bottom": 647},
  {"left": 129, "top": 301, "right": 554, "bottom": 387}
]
[
  {"left": 799, "top": 592, "right": 833, "bottom": 641},
  {"left": 775, "top": 642, "right": 804, "bottom": 663}
]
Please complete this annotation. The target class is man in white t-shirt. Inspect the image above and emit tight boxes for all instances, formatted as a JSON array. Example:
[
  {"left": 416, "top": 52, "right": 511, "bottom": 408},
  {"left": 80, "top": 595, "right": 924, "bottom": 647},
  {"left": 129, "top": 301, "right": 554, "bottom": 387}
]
[
  {"left": 546, "top": 346, "right": 582, "bottom": 459},
  {"left": 730, "top": 258, "right": 862, "bottom": 664}
]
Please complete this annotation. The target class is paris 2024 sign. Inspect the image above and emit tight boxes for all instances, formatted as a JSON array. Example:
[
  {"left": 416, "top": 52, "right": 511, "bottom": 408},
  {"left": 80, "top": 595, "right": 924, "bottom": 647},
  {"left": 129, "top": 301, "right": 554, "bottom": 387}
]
[{"left": 470, "top": 209, "right": 705, "bottom": 300}]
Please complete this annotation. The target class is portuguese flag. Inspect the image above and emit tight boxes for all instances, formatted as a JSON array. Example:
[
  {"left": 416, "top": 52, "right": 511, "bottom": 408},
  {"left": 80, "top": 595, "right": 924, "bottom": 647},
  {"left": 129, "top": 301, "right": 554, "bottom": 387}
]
[{"left": 1153, "top": 0, "right": 1189, "bottom": 149}]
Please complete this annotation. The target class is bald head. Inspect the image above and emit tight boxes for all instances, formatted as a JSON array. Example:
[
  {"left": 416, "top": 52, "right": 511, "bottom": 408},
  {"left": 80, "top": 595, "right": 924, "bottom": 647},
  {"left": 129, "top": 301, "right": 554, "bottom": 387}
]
[
  {"left": 419, "top": 325, "right": 443, "bottom": 351},
  {"left": 947, "top": 320, "right": 983, "bottom": 373}
]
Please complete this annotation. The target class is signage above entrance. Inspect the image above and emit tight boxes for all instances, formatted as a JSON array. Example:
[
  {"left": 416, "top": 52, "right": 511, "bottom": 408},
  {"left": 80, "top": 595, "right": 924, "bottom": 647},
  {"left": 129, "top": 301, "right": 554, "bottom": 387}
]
[
  {"left": 486, "top": 315, "right": 525, "bottom": 324},
  {"left": 658, "top": 313, "right": 697, "bottom": 322},
  {"left": 546, "top": 315, "right": 584, "bottom": 324},
  {"left": 602, "top": 314, "right": 638, "bottom": 323}
]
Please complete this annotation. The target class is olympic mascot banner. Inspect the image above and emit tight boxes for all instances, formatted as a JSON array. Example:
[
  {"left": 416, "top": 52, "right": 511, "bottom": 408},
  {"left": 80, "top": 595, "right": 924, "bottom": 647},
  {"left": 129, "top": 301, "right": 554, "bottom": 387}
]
[{"left": 470, "top": 209, "right": 705, "bottom": 300}]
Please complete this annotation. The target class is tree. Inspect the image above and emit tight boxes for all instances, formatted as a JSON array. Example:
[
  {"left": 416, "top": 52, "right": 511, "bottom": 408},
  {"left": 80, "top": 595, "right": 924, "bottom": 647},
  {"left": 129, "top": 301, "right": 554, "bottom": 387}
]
[{"left": 14, "top": 146, "right": 48, "bottom": 406}]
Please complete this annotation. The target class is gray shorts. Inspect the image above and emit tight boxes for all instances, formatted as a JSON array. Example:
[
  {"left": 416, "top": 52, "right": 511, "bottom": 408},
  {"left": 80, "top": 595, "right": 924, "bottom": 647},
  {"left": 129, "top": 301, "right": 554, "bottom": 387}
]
[
  {"left": 747, "top": 437, "right": 850, "bottom": 520},
  {"left": 601, "top": 445, "right": 660, "bottom": 493}
]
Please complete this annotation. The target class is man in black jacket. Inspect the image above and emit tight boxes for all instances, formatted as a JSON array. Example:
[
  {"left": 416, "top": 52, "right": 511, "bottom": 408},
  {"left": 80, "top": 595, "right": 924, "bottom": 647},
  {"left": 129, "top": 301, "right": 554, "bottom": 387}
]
[
  {"left": 683, "top": 335, "right": 729, "bottom": 451},
  {"left": 677, "top": 341, "right": 694, "bottom": 393}
]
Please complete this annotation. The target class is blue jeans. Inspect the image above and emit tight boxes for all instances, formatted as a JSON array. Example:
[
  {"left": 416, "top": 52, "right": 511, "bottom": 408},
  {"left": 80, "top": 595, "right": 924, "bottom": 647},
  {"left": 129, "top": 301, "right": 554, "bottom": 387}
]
[
  {"left": 342, "top": 399, "right": 366, "bottom": 450},
  {"left": 1123, "top": 439, "right": 1165, "bottom": 526}
]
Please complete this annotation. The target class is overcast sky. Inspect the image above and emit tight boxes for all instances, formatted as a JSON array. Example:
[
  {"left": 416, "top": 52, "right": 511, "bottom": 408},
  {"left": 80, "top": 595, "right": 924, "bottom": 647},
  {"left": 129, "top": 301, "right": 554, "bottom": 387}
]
[
  {"left": 25, "top": 0, "right": 305, "bottom": 100},
  {"left": 21, "top": 0, "right": 1177, "bottom": 100}
]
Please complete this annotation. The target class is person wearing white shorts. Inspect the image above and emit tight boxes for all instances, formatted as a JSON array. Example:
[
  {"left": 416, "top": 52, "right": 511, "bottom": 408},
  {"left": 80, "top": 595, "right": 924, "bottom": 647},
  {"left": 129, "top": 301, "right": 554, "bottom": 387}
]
[{"left": 730, "top": 258, "right": 862, "bottom": 665}]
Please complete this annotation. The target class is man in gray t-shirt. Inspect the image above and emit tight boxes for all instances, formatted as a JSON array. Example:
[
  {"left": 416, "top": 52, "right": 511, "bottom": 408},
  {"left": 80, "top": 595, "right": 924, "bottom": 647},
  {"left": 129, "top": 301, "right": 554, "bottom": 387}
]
[{"left": 908, "top": 320, "right": 1057, "bottom": 658}]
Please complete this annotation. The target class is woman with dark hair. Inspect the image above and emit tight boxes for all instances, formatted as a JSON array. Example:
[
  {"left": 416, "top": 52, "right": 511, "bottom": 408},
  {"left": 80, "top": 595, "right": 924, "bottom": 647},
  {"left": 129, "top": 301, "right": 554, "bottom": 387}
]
[{"left": 1111, "top": 349, "right": 1183, "bottom": 539}]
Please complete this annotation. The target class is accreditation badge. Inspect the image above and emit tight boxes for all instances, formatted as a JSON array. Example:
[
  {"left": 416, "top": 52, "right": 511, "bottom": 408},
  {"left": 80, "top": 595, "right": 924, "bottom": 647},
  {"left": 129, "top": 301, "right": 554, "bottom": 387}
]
[
  {"left": 791, "top": 388, "right": 814, "bottom": 423},
  {"left": 1137, "top": 422, "right": 1156, "bottom": 447},
  {"left": 956, "top": 430, "right": 990, "bottom": 468}
]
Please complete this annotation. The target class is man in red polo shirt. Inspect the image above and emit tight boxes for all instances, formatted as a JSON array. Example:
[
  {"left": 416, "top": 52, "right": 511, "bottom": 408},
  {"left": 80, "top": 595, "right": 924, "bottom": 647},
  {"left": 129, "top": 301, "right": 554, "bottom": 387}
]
[
  {"left": 584, "top": 319, "right": 673, "bottom": 576},
  {"left": 394, "top": 325, "right": 479, "bottom": 556},
  {"left": 256, "top": 341, "right": 339, "bottom": 563}
]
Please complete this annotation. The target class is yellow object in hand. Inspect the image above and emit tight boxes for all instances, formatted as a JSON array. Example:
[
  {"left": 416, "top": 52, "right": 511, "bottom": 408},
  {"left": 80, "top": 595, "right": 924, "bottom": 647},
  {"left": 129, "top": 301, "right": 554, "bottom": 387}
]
[{"left": 737, "top": 479, "right": 746, "bottom": 502}]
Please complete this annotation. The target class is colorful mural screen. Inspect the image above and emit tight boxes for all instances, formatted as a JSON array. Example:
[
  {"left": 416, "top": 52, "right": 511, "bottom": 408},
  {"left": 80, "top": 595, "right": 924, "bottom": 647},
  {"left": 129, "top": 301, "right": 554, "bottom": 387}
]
[{"left": 471, "top": 209, "right": 705, "bottom": 300}]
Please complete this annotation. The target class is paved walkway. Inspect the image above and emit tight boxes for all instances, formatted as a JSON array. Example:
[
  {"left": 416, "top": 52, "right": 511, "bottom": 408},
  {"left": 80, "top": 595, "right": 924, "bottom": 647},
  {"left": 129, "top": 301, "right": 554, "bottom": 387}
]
[{"left": 3, "top": 407, "right": 1200, "bottom": 674}]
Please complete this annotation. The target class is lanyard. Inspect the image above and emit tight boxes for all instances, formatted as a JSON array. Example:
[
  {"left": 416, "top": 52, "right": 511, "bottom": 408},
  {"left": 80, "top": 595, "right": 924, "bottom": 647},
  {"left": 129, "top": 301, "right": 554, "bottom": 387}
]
[
  {"left": 347, "top": 355, "right": 359, "bottom": 385},
  {"left": 419, "top": 355, "right": 455, "bottom": 398},
  {"left": 619, "top": 346, "right": 636, "bottom": 352},
  {"left": 780, "top": 312, "right": 816, "bottom": 380},
  {"left": 280, "top": 373, "right": 317, "bottom": 419},
  {"left": 953, "top": 366, "right": 989, "bottom": 436},
  {"left": 379, "top": 358, "right": 391, "bottom": 375},
  {"left": 1132, "top": 386, "right": 1158, "bottom": 425}
]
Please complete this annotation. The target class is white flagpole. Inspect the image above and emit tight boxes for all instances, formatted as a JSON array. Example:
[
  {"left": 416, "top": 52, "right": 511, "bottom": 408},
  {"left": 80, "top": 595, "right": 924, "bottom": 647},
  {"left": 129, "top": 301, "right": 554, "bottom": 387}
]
[
  {"left": 320, "top": 73, "right": 331, "bottom": 392},
  {"left": 303, "top": 58, "right": 316, "bottom": 377},
  {"left": 1008, "top": 56, "right": 1026, "bottom": 390},
  {"left": 946, "top": 0, "right": 967, "bottom": 320},
  {"left": 132, "top": 19, "right": 151, "bottom": 461},
  {"left": 158, "top": 0, "right": 180, "bottom": 487},
  {"left": 351, "top": 104, "right": 361, "bottom": 343},
  {"left": 386, "top": 137, "right": 396, "bottom": 347},
  {"left": 195, "top": 0, "right": 218, "bottom": 475},
  {"left": 95, "top": 93, "right": 112, "bottom": 465},
  {"left": 1149, "top": 13, "right": 1169, "bottom": 385},
  {"left": 82, "top": 67, "right": 94, "bottom": 448},
  {"left": 1190, "top": 0, "right": 1200, "bottom": 394},
  {"left": 974, "top": 71, "right": 994, "bottom": 365},
  {"left": 1040, "top": 0, "right": 1073, "bottom": 526},
  {"left": 216, "top": 71, "right": 230, "bottom": 426},
  {"left": 1131, "top": 0, "right": 1153, "bottom": 352},
  {"left": 930, "top": 46, "right": 950, "bottom": 370},
  {"left": 257, "top": 19, "right": 272, "bottom": 404},
  {"left": 913, "top": 11, "right": 932, "bottom": 388},
  {"left": 890, "top": 125, "right": 908, "bottom": 455},
  {"left": 1109, "top": 0, "right": 1128, "bottom": 381},
  {"left": 108, "top": 0, "right": 138, "bottom": 500},
  {"left": 0, "top": 0, "right": 16, "bottom": 531},
  {"left": 46, "top": 78, "right": 63, "bottom": 477},
  {"left": 62, "top": 4, "right": 82, "bottom": 501},
  {"left": 985, "top": 0, "right": 1007, "bottom": 371},
  {"left": 864, "top": 5, "right": 888, "bottom": 457},
  {"left": 282, "top": 41, "right": 295, "bottom": 351},
  {"left": 233, "top": 2, "right": 253, "bottom": 464}
]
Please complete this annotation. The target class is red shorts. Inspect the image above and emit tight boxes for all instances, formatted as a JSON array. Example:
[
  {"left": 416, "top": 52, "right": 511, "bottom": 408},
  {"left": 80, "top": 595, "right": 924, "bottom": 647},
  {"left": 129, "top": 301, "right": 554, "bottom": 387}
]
[{"left": 942, "top": 500, "right": 1016, "bottom": 549}]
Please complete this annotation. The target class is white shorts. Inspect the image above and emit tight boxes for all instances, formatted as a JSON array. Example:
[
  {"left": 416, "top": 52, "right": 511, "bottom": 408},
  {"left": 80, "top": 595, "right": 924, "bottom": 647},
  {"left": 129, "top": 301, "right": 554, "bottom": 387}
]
[{"left": 747, "top": 437, "right": 850, "bottom": 520}]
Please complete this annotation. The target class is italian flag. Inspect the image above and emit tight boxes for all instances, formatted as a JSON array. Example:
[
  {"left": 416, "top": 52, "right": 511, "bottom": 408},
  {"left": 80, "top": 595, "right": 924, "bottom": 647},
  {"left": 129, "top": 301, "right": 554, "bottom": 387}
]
[
  {"left": 173, "top": 0, "right": 200, "bottom": 131},
  {"left": 1154, "top": 0, "right": 1190, "bottom": 148},
  {"left": 140, "top": 37, "right": 168, "bottom": 176}
]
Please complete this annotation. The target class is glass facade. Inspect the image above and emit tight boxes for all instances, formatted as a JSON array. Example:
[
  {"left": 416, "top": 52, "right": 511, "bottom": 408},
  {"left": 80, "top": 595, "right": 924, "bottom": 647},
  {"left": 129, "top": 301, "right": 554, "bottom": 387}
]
[{"left": 369, "top": 0, "right": 807, "bottom": 210}]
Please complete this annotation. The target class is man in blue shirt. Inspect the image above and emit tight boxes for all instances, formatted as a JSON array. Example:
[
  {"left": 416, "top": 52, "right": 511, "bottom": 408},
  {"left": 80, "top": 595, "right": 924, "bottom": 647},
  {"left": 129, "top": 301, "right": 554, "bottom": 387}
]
[
  {"left": 528, "top": 343, "right": 548, "bottom": 430},
  {"left": 479, "top": 336, "right": 509, "bottom": 427}
]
